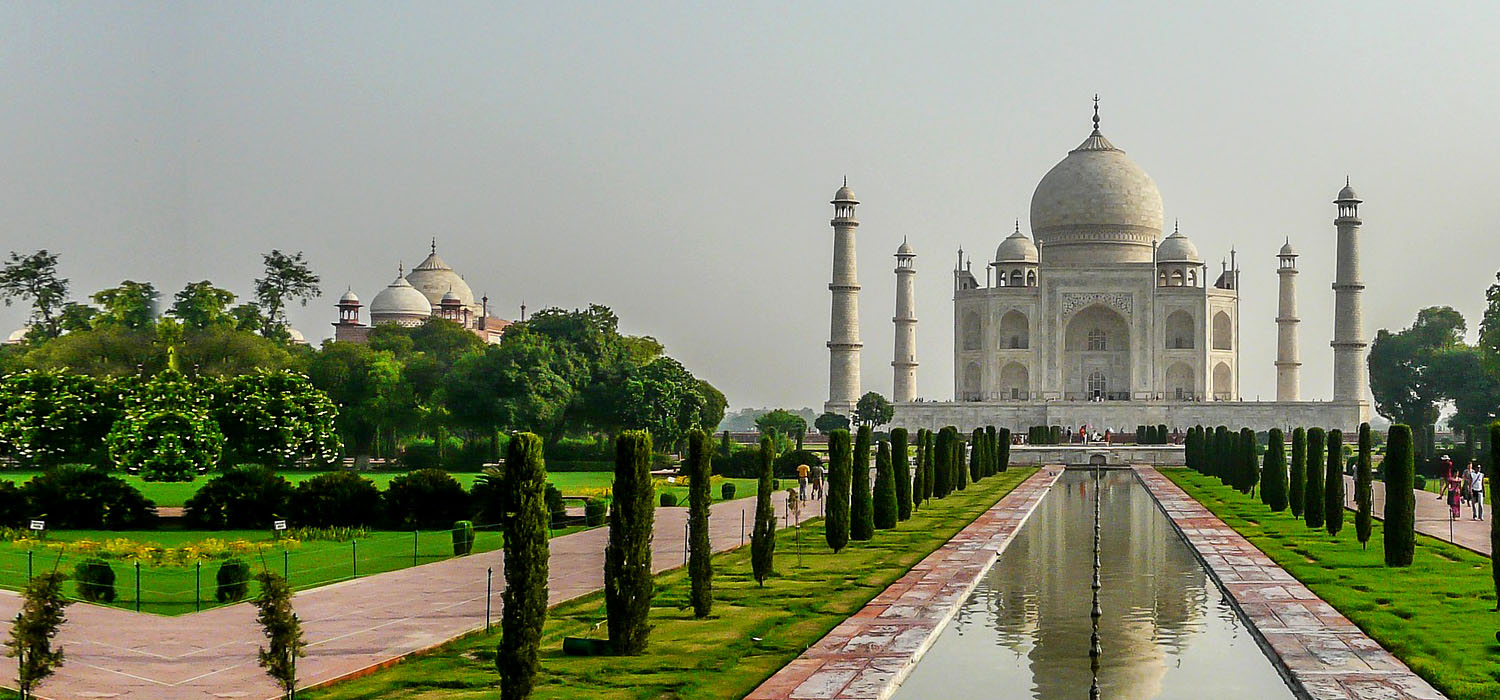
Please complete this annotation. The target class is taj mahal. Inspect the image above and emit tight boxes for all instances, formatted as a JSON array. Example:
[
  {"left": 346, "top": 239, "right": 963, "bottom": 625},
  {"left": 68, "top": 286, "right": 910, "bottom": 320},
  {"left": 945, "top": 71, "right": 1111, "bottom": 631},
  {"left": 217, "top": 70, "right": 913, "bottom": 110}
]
[{"left": 825, "top": 100, "right": 1370, "bottom": 434}]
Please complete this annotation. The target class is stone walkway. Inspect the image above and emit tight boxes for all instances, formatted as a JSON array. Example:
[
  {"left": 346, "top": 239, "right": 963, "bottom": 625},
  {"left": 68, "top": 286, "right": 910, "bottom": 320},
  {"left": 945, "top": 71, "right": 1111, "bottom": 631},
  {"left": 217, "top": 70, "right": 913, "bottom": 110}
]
[
  {"left": 0, "top": 490, "right": 813, "bottom": 700},
  {"left": 744, "top": 467, "right": 1063, "bottom": 700},
  {"left": 1139, "top": 468, "right": 1445, "bottom": 700},
  {"left": 1342, "top": 475, "right": 1492, "bottom": 556}
]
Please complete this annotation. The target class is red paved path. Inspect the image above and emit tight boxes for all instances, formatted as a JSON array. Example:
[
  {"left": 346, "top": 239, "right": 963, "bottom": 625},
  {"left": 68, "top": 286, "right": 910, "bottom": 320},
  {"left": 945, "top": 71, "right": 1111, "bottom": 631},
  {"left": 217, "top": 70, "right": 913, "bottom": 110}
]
[
  {"left": 0, "top": 490, "right": 812, "bottom": 700},
  {"left": 1342, "top": 475, "right": 1491, "bottom": 555}
]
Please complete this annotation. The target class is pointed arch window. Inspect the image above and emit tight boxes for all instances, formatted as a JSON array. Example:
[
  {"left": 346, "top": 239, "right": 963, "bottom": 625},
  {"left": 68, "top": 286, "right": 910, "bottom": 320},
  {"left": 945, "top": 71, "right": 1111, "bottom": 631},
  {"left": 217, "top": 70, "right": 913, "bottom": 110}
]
[{"left": 1087, "top": 328, "right": 1107, "bottom": 351}]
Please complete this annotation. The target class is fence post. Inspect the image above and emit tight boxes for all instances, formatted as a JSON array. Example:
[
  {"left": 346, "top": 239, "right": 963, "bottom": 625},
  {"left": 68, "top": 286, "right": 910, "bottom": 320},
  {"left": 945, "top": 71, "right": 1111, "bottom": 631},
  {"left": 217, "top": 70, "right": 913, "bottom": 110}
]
[
  {"left": 485, "top": 567, "right": 493, "bottom": 633},
  {"left": 352, "top": 540, "right": 358, "bottom": 579},
  {"left": 740, "top": 510, "right": 745, "bottom": 546},
  {"left": 683, "top": 521, "right": 688, "bottom": 565},
  {"left": 28, "top": 549, "right": 33, "bottom": 579},
  {"left": 413, "top": 530, "right": 419, "bottom": 567},
  {"left": 284, "top": 549, "right": 289, "bottom": 579},
  {"left": 134, "top": 562, "right": 141, "bottom": 612},
  {"left": 195, "top": 562, "right": 201, "bottom": 612}
]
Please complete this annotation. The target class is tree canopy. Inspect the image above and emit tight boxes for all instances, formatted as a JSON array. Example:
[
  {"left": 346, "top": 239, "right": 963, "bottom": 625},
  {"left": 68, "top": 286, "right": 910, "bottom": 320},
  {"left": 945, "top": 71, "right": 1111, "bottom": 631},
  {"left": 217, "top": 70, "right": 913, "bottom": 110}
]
[
  {"left": 0, "top": 250, "right": 70, "bottom": 340},
  {"left": 855, "top": 391, "right": 894, "bottom": 427}
]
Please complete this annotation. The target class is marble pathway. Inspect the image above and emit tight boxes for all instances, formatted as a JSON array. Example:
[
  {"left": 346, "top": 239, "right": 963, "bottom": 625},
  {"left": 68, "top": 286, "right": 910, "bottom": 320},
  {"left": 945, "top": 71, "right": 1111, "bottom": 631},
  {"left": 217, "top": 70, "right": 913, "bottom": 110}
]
[
  {"left": 1138, "top": 467, "right": 1445, "bottom": 700},
  {"left": 744, "top": 467, "right": 1063, "bottom": 700},
  {"left": 0, "top": 489, "right": 813, "bottom": 700},
  {"left": 1342, "top": 475, "right": 1492, "bottom": 556}
]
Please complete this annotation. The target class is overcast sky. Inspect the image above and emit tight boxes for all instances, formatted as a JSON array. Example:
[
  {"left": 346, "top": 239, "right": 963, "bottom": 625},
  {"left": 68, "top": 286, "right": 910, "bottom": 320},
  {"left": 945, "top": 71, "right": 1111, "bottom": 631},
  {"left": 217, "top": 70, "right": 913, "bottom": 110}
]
[{"left": 2, "top": 2, "right": 1496, "bottom": 410}]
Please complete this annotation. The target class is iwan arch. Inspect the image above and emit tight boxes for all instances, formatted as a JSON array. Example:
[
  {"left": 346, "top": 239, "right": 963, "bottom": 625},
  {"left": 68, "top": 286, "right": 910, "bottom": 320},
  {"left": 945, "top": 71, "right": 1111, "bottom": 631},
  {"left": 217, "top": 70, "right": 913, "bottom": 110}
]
[{"left": 823, "top": 100, "right": 1370, "bottom": 434}]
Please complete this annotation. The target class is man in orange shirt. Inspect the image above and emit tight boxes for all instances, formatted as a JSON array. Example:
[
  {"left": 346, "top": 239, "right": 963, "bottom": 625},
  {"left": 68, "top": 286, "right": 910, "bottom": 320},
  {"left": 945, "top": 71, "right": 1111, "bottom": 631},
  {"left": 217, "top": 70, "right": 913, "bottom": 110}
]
[{"left": 797, "top": 462, "right": 811, "bottom": 499}]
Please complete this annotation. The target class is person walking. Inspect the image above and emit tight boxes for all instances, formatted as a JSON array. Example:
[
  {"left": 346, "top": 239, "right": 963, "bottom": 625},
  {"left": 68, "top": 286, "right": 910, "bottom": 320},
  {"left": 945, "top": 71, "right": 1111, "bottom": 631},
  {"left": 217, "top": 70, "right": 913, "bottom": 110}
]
[
  {"left": 810, "top": 461, "right": 825, "bottom": 500},
  {"left": 1446, "top": 470, "right": 1464, "bottom": 520},
  {"left": 1439, "top": 455, "right": 1454, "bottom": 500},
  {"left": 1470, "top": 464, "right": 1485, "bottom": 520},
  {"left": 797, "top": 461, "right": 811, "bottom": 500}
]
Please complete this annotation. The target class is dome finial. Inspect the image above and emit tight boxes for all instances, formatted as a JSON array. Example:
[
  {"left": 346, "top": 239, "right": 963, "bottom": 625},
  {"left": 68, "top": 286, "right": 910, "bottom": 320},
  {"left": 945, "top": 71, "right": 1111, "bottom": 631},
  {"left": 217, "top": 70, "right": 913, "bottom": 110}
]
[
  {"left": 1091, "top": 94, "right": 1101, "bottom": 135},
  {"left": 431, "top": 237, "right": 437, "bottom": 255},
  {"left": 842, "top": 174, "right": 848, "bottom": 187},
  {"left": 1015, "top": 219, "right": 1021, "bottom": 235},
  {"left": 398, "top": 262, "right": 404, "bottom": 277},
  {"left": 1174, "top": 219, "right": 1179, "bottom": 235}
]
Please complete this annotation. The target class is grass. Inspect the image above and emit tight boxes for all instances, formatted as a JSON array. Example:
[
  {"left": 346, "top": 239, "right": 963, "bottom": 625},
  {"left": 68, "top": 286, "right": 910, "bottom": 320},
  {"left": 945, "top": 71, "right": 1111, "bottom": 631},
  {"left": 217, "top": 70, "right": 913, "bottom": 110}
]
[
  {"left": 302, "top": 468, "right": 1039, "bottom": 700},
  {"left": 1165, "top": 469, "right": 1500, "bottom": 700}
]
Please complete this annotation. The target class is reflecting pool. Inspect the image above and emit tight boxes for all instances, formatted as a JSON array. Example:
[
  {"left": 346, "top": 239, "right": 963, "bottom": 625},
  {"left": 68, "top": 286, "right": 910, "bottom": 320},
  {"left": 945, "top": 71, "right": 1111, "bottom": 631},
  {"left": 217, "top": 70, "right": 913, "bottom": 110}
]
[{"left": 891, "top": 470, "right": 1296, "bottom": 700}]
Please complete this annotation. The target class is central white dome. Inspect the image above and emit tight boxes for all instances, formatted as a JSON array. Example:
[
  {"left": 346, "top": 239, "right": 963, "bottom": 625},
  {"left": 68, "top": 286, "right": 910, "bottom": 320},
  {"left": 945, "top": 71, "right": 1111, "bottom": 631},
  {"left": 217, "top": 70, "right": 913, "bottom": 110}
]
[
  {"left": 407, "top": 250, "right": 477, "bottom": 314},
  {"left": 1029, "top": 128, "right": 1164, "bottom": 264}
]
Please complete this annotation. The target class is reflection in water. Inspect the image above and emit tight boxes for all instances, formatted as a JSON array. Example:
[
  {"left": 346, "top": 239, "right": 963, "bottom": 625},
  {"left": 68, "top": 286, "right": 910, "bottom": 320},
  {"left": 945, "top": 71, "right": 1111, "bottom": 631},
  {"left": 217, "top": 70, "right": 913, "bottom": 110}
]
[{"left": 892, "top": 470, "right": 1296, "bottom": 700}]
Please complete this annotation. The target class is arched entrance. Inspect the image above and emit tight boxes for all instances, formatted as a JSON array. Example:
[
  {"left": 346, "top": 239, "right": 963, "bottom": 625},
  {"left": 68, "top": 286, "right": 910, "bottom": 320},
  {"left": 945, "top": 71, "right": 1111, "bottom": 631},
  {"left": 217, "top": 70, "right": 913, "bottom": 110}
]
[{"left": 1065, "top": 304, "right": 1131, "bottom": 400}]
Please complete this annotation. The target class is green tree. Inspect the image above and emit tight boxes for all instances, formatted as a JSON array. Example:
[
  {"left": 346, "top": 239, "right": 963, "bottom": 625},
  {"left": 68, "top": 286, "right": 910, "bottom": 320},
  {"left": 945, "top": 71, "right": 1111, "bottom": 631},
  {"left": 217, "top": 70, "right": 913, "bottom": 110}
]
[
  {"left": 910, "top": 429, "right": 926, "bottom": 510},
  {"left": 56, "top": 302, "right": 98, "bottom": 333},
  {"left": 442, "top": 330, "right": 572, "bottom": 445},
  {"left": 1263, "top": 428, "right": 1288, "bottom": 511},
  {"left": 178, "top": 326, "right": 297, "bottom": 377},
  {"left": 750, "top": 436, "right": 776, "bottom": 585},
  {"left": 755, "top": 409, "right": 808, "bottom": 438},
  {"left": 169, "top": 281, "right": 238, "bottom": 330},
  {"left": 824, "top": 429, "right": 851, "bottom": 553},
  {"left": 998, "top": 427, "right": 1011, "bottom": 472},
  {"left": 107, "top": 369, "right": 225, "bottom": 481},
  {"left": 933, "top": 427, "right": 954, "bottom": 498},
  {"left": 254, "top": 250, "right": 322, "bottom": 338},
  {"left": 873, "top": 440, "right": 897, "bottom": 529},
  {"left": 605, "top": 431, "right": 654, "bottom": 654},
  {"left": 892, "top": 428, "right": 912, "bottom": 521},
  {"left": 89, "top": 281, "right": 158, "bottom": 330},
  {"left": 251, "top": 571, "right": 305, "bottom": 700},
  {"left": 694, "top": 380, "right": 727, "bottom": 436},
  {"left": 213, "top": 371, "right": 341, "bottom": 469},
  {"left": 1325, "top": 429, "right": 1345, "bottom": 536},
  {"left": 5, "top": 570, "right": 71, "bottom": 700},
  {"left": 1489, "top": 422, "right": 1499, "bottom": 604},
  {"left": 1369, "top": 306, "right": 1466, "bottom": 459},
  {"left": 1478, "top": 272, "right": 1500, "bottom": 375},
  {"left": 0, "top": 250, "right": 70, "bottom": 341},
  {"left": 1383, "top": 425, "right": 1416, "bottom": 567},
  {"left": 496, "top": 432, "right": 549, "bottom": 699},
  {"left": 814, "top": 411, "right": 849, "bottom": 434},
  {"left": 850, "top": 425, "right": 875, "bottom": 540},
  {"left": 970, "top": 428, "right": 985, "bottom": 482},
  {"left": 307, "top": 342, "right": 409, "bottom": 457},
  {"left": 615, "top": 356, "right": 708, "bottom": 451},
  {"left": 686, "top": 430, "right": 713, "bottom": 618},
  {"left": 0, "top": 370, "right": 116, "bottom": 467},
  {"left": 854, "top": 391, "right": 894, "bottom": 427},
  {"left": 1238, "top": 428, "right": 1257, "bottom": 495},
  {"left": 1305, "top": 427, "right": 1326, "bottom": 529},
  {"left": 1290, "top": 427, "right": 1307, "bottom": 518},
  {"left": 1355, "top": 423, "right": 1374, "bottom": 548}
]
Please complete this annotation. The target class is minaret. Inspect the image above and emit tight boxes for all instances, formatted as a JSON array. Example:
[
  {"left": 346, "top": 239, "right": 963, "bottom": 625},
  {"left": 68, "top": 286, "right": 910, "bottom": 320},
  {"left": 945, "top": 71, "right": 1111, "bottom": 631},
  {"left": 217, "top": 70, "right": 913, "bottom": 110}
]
[
  {"left": 1331, "top": 180, "right": 1367, "bottom": 403},
  {"left": 892, "top": 238, "right": 918, "bottom": 403},
  {"left": 825, "top": 179, "right": 862, "bottom": 416},
  {"left": 1275, "top": 238, "right": 1301, "bottom": 401}
]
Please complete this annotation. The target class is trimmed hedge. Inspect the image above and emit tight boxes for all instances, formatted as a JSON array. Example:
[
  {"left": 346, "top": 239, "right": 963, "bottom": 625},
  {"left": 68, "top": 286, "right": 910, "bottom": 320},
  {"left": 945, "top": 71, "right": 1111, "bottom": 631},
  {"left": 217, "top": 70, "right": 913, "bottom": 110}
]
[
  {"left": 183, "top": 466, "right": 292, "bottom": 530},
  {"left": 585, "top": 498, "right": 608, "bottom": 526},
  {"left": 74, "top": 558, "right": 116, "bottom": 603},
  {"left": 383, "top": 468, "right": 471, "bottom": 529},
  {"left": 1356, "top": 423, "right": 1374, "bottom": 548},
  {"left": 1383, "top": 424, "right": 1415, "bottom": 567},
  {"left": 216, "top": 559, "right": 251, "bottom": 603},
  {"left": 850, "top": 426, "right": 874, "bottom": 541},
  {"left": 451, "top": 520, "right": 475, "bottom": 556},
  {"left": 719, "top": 482, "right": 736, "bottom": 501},
  {"left": 289, "top": 471, "right": 382, "bottom": 527},
  {"left": 659, "top": 492, "right": 679, "bottom": 508},
  {"left": 1305, "top": 427, "right": 1326, "bottom": 529},
  {"left": 825, "top": 429, "right": 851, "bottom": 553},
  {"left": 21, "top": 466, "right": 157, "bottom": 529},
  {"left": 1290, "top": 427, "right": 1307, "bottom": 518}
]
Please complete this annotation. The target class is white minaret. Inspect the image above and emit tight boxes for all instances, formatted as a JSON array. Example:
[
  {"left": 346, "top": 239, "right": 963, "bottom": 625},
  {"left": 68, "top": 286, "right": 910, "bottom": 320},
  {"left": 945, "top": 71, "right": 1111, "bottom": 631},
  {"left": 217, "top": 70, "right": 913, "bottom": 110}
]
[
  {"left": 1331, "top": 180, "right": 1367, "bottom": 403},
  {"left": 1275, "top": 238, "right": 1301, "bottom": 401},
  {"left": 892, "top": 238, "right": 917, "bottom": 403},
  {"left": 825, "top": 179, "right": 862, "bottom": 415}
]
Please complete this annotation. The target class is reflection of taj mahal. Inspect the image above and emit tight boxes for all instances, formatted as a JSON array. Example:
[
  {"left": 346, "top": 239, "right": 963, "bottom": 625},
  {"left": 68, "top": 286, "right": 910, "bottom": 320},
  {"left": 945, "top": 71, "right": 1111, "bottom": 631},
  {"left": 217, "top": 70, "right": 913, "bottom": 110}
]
[{"left": 824, "top": 100, "right": 1370, "bottom": 433}]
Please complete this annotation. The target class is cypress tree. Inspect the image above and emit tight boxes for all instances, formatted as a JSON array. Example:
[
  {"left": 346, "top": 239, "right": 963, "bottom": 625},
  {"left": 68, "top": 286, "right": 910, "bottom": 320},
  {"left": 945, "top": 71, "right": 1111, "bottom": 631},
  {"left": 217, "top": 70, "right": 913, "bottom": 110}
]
[
  {"left": 1355, "top": 423, "right": 1373, "bottom": 549},
  {"left": 825, "top": 429, "right": 852, "bottom": 553},
  {"left": 924, "top": 430, "right": 936, "bottom": 500},
  {"left": 1489, "top": 421, "right": 1499, "bottom": 603},
  {"left": 850, "top": 426, "right": 875, "bottom": 541},
  {"left": 1384, "top": 425, "right": 1416, "bottom": 567},
  {"left": 986, "top": 426, "right": 999, "bottom": 477},
  {"left": 1264, "top": 428, "right": 1288, "bottom": 511},
  {"left": 1325, "top": 429, "right": 1345, "bottom": 536},
  {"left": 933, "top": 427, "right": 953, "bottom": 498},
  {"left": 910, "top": 429, "right": 925, "bottom": 510},
  {"left": 1158, "top": 424, "right": 1169, "bottom": 445},
  {"left": 998, "top": 428, "right": 1011, "bottom": 472},
  {"left": 892, "top": 428, "right": 912, "bottom": 521},
  {"left": 1136, "top": 425, "right": 1147, "bottom": 444},
  {"left": 686, "top": 429, "right": 713, "bottom": 617},
  {"left": 1239, "top": 428, "right": 1257, "bottom": 494},
  {"left": 873, "top": 440, "right": 898, "bottom": 529},
  {"left": 605, "top": 431, "right": 654, "bottom": 654},
  {"left": 970, "top": 428, "right": 985, "bottom": 482},
  {"left": 751, "top": 436, "right": 776, "bottom": 585},
  {"left": 1184, "top": 428, "right": 1198, "bottom": 472},
  {"left": 1290, "top": 427, "right": 1306, "bottom": 518},
  {"left": 1305, "top": 427, "right": 1326, "bottom": 529},
  {"left": 498, "top": 432, "right": 549, "bottom": 698},
  {"left": 1219, "top": 428, "right": 1236, "bottom": 486},
  {"left": 1214, "top": 426, "right": 1231, "bottom": 483},
  {"left": 954, "top": 433, "right": 969, "bottom": 491}
]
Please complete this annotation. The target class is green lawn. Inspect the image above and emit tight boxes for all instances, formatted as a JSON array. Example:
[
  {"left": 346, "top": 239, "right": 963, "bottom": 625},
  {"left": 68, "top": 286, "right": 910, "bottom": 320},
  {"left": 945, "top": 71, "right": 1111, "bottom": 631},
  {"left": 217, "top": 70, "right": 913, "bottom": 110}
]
[
  {"left": 303, "top": 468, "right": 1038, "bottom": 700},
  {"left": 1165, "top": 469, "right": 1500, "bottom": 700}
]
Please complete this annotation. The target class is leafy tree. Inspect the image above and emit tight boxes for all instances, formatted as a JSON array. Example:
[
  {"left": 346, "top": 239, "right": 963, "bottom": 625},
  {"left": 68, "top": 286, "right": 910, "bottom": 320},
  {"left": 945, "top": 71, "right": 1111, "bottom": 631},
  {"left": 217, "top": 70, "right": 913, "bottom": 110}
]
[
  {"left": 442, "top": 331, "right": 571, "bottom": 446},
  {"left": 1369, "top": 306, "right": 1466, "bottom": 459},
  {"left": 854, "top": 392, "right": 894, "bottom": 427},
  {"left": 814, "top": 411, "right": 849, "bottom": 434},
  {"left": 694, "top": 379, "right": 727, "bottom": 435},
  {"left": 307, "top": 342, "right": 409, "bottom": 456},
  {"left": 5, "top": 570, "right": 71, "bottom": 700},
  {"left": 892, "top": 428, "right": 911, "bottom": 521},
  {"left": 178, "top": 326, "right": 297, "bottom": 376},
  {"left": 56, "top": 302, "right": 98, "bottom": 333},
  {"left": 229, "top": 302, "right": 264, "bottom": 333},
  {"left": 824, "top": 429, "right": 851, "bottom": 552},
  {"left": 1304, "top": 427, "right": 1326, "bottom": 529},
  {"left": 850, "top": 425, "right": 874, "bottom": 540},
  {"left": 615, "top": 356, "right": 707, "bottom": 451},
  {"left": 497, "top": 432, "right": 549, "bottom": 700},
  {"left": 751, "top": 436, "right": 776, "bottom": 585},
  {"left": 252, "top": 571, "right": 306, "bottom": 700},
  {"left": 107, "top": 369, "right": 223, "bottom": 481},
  {"left": 1325, "top": 429, "right": 1345, "bottom": 536},
  {"left": 213, "top": 371, "right": 340, "bottom": 468},
  {"left": 89, "top": 281, "right": 157, "bottom": 330},
  {"left": 254, "top": 250, "right": 322, "bottom": 337},
  {"left": 873, "top": 440, "right": 897, "bottom": 529},
  {"left": 605, "top": 431, "right": 654, "bottom": 654},
  {"left": 0, "top": 250, "right": 70, "bottom": 340},
  {"left": 1480, "top": 272, "right": 1500, "bottom": 375},
  {"left": 1290, "top": 427, "right": 1306, "bottom": 518},
  {"left": 755, "top": 409, "right": 807, "bottom": 438},
  {"left": 1263, "top": 428, "right": 1288, "bottom": 511},
  {"left": 1383, "top": 425, "right": 1416, "bottom": 567},
  {"left": 21, "top": 325, "right": 162, "bottom": 376},
  {"left": 1355, "top": 423, "right": 1374, "bottom": 548},
  {"left": 0, "top": 370, "right": 117, "bottom": 467},
  {"left": 1429, "top": 344, "right": 1500, "bottom": 434},
  {"left": 686, "top": 430, "right": 713, "bottom": 618},
  {"left": 1490, "top": 422, "right": 1499, "bottom": 603},
  {"left": 169, "top": 281, "right": 238, "bottom": 330},
  {"left": 183, "top": 467, "right": 292, "bottom": 529}
]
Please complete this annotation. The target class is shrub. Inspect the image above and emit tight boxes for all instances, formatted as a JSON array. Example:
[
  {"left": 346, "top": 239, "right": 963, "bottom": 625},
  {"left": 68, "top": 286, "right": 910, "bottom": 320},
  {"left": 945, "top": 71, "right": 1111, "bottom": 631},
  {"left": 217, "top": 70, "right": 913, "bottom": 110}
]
[
  {"left": 397, "top": 437, "right": 462, "bottom": 471},
  {"left": 1325, "top": 429, "right": 1345, "bottom": 536},
  {"left": 383, "top": 468, "right": 471, "bottom": 529},
  {"left": 288, "top": 471, "right": 382, "bottom": 527},
  {"left": 21, "top": 465, "right": 156, "bottom": 529},
  {"left": 584, "top": 498, "right": 608, "bottom": 526},
  {"left": 545, "top": 484, "right": 567, "bottom": 528},
  {"left": 605, "top": 431, "right": 654, "bottom": 654},
  {"left": 74, "top": 558, "right": 116, "bottom": 603},
  {"left": 1383, "top": 425, "right": 1415, "bottom": 567},
  {"left": 216, "top": 559, "right": 251, "bottom": 603},
  {"left": 873, "top": 440, "right": 897, "bottom": 530},
  {"left": 497, "top": 432, "right": 549, "bottom": 698},
  {"left": 0, "top": 481, "right": 27, "bottom": 527},
  {"left": 969, "top": 428, "right": 985, "bottom": 482},
  {"left": 686, "top": 430, "right": 713, "bottom": 618},
  {"left": 892, "top": 428, "right": 911, "bottom": 521},
  {"left": 771, "top": 449, "right": 822, "bottom": 479},
  {"left": 1305, "top": 427, "right": 1326, "bottom": 529},
  {"left": 183, "top": 466, "right": 292, "bottom": 529},
  {"left": 451, "top": 520, "right": 475, "bottom": 556},
  {"left": 719, "top": 482, "right": 736, "bottom": 500},
  {"left": 713, "top": 449, "right": 763, "bottom": 479},
  {"left": 659, "top": 492, "right": 678, "bottom": 508},
  {"left": 751, "top": 436, "right": 776, "bottom": 585},
  {"left": 1290, "top": 428, "right": 1306, "bottom": 518},
  {"left": 825, "top": 429, "right": 852, "bottom": 553}
]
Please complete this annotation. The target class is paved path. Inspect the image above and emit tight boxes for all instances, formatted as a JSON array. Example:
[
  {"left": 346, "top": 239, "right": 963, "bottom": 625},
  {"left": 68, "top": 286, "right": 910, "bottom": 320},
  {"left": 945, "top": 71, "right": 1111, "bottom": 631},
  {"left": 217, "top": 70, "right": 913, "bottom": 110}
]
[
  {"left": 746, "top": 468, "right": 1063, "bottom": 700},
  {"left": 1141, "top": 468, "right": 1445, "bottom": 700},
  {"left": 0, "top": 490, "right": 813, "bottom": 700},
  {"left": 1342, "top": 476, "right": 1492, "bottom": 556}
]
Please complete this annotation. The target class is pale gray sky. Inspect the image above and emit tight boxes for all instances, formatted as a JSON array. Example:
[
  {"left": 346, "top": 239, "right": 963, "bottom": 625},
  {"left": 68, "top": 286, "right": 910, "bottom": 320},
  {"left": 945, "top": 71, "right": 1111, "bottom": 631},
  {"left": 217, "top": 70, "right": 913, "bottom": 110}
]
[{"left": 2, "top": 2, "right": 1497, "bottom": 410}]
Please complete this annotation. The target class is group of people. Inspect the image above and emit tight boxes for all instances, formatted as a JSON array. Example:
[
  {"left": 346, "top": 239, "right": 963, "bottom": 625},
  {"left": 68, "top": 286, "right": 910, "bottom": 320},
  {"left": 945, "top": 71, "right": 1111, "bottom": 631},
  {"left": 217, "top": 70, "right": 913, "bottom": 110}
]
[
  {"left": 1438, "top": 455, "right": 1485, "bottom": 521},
  {"left": 796, "top": 461, "right": 825, "bottom": 500}
]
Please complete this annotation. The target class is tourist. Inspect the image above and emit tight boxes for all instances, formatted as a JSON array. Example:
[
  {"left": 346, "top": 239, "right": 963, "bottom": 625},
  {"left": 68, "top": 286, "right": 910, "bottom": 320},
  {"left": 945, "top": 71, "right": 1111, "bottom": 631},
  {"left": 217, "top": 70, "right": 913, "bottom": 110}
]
[
  {"left": 810, "top": 461, "right": 825, "bottom": 500},
  {"left": 1470, "top": 465, "right": 1485, "bottom": 520},
  {"left": 796, "top": 462, "right": 810, "bottom": 499},
  {"left": 1446, "top": 470, "right": 1463, "bottom": 520},
  {"left": 1462, "top": 462, "right": 1476, "bottom": 506},
  {"left": 1439, "top": 455, "right": 1454, "bottom": 500}
]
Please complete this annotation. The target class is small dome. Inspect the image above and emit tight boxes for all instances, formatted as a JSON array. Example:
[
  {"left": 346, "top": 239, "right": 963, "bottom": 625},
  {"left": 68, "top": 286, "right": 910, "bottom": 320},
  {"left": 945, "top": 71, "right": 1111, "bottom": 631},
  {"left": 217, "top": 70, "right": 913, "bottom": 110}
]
[
  {"left": 5, "top": 326, "right": 28, "bottom": 344},
  {"left": 1336, "top": 182, "right": 1360, "bottom": 202},
  {"left": 369, "top": 275, "right": 432, "bottom": 321},
  {"left": 832, "top": 184, "right": 858, "bottom": 204},
  {"left": 1156, "top": 227, "right": 1201, "bottom": 263},
  {"left": 1279, "top": 239, "right": 1297, "bottom": 256},
  {"left": 338, "top": 289, "right": 360, "bottom": 304},
  {"left": 286, "top": 328, "right": 307, "bottom": 344},
  {"left": 994, "top": 228, "right": 1039, "bottom": 263},
  {"left": 440, "top": 288, "right": 462, "bottom": 304},
  {"left": 896, "top": 239, "right": 914, "bottom": 256}
]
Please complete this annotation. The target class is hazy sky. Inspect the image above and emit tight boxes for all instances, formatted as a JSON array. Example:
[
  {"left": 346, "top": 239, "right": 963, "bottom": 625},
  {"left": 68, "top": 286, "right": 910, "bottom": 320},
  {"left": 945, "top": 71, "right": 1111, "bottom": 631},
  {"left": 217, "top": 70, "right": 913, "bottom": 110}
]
[{"left": 2, "top": 2, "right": 1497, "bottom": 410}]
